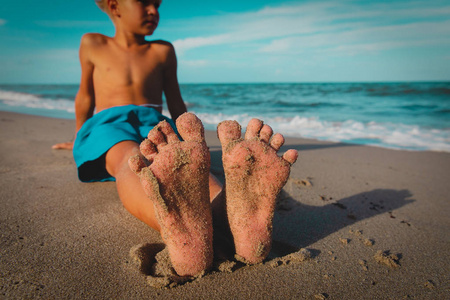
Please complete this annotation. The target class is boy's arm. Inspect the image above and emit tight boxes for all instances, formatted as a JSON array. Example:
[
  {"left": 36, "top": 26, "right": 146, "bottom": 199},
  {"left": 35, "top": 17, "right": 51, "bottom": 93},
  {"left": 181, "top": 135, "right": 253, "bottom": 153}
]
[
  {"left": 52, "top": 34, "right": 96, "bottom": 150},
  {"left": 162, "top": 44, "right": 187, "bottom": 121},
  {"left": 75, "top": 34, "right": 96, "bottom": 133}
]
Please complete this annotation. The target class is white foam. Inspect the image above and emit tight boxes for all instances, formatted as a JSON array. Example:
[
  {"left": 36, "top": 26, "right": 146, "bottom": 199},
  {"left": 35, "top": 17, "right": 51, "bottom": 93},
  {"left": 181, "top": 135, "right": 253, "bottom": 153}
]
[
  {"left": 195, "top": 112, "right": 450, "bottom": 152},
  {"left": 0, "top": 89, "right": 75, "bottom": 113},
  {"left": 1, "top": 89, "right": 448, "bottom": 152}
]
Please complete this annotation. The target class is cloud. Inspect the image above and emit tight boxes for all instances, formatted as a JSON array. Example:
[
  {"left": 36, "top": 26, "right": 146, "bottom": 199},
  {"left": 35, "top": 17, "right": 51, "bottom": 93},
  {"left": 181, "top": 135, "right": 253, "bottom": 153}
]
[
  {"left": 259, "top": 39, "right": 292, "bottom": 54},
  {"left": 172, "top": 0, "right": 450, "bottom": 58},
  {"left": 172, "top": 2, "right": 327, "bottom": 54},
  {"left": 174, "top": 35, "right": 229, "bottom": 53},
  {"left": 0, "top": 19, "right": 6, "bottom": 26},
  {"left": 259, "top": 19, "right": 450, "bottom": 57},
  {"left": 180, "top": 59, "right": 209, "bottom": 67}
]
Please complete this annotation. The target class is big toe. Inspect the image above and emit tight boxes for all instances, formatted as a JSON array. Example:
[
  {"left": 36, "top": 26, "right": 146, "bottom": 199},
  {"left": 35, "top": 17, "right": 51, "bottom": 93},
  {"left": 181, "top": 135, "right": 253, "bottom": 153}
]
[
  {"left": 176, "top": 112, "right": 205, "bottom": 143},
  {"left": 283, "top": 149, "right": 298, "bottom": 165},
  {"left": 128, "top": 154, "right": 148, "bottom": 174},
  {"left": 217, "top": 120, "right": 242, "bottom": 148},
  {"left": 244, "top": 118, "right": 264, "bottom": 140}
]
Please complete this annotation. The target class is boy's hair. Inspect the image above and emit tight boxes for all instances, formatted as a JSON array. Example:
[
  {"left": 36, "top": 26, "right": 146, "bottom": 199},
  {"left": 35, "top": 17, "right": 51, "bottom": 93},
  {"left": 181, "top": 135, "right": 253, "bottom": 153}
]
[
  {"left": 95, "top": 0, "right": 162, "bottom": 16},
  {"left": 95, "top": 0, "right": 110, "bottom": 15}
]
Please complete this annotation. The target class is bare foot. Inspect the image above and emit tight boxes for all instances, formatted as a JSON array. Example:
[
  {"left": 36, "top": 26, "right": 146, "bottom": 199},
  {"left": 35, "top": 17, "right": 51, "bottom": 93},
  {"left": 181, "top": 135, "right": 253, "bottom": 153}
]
[
  {"left": 51, "top": 140, "right": 73, "bottom": 150},
  {"left": 129, "top": 113, "right": 213, "bottom": 277},
  {"left": 217, "top": 119, "right": 298, "bottom": 264}
]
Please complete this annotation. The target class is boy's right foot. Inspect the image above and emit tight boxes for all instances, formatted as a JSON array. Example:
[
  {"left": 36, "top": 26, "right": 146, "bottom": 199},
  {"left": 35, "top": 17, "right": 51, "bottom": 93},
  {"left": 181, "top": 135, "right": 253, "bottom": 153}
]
[
  {"left": 129, "top": 113, "right": 213, "bottom": 277},
  {"left": 218, "top": 119, "right": 298, "bottom": 264}
]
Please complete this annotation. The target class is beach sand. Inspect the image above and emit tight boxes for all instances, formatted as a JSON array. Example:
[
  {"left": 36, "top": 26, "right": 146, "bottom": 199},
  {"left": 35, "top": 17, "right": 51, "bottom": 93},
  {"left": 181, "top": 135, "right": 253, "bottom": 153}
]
[{"left": 1, "top": 111, "right": 449, "bottom": 298}]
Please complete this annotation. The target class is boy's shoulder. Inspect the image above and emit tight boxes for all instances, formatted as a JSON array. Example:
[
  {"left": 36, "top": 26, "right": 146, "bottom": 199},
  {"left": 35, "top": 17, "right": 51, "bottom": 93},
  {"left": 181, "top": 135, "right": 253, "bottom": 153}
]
[
  {"left": 80, "top": 33, "right": 110, "bottom": 47},
  {"left": 145, "top": 40, "right": 177, "bottom": 62},
  {"left": 148, "top": 39, "right": 175, "bottom": 53},
  {"left": 148, "top": 39, "right": 174, "bottom": 47}
]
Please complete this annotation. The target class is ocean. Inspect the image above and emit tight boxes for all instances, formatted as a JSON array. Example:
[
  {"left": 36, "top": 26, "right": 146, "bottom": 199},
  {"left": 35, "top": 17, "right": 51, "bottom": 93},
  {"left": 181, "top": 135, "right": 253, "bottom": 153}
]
[{"left": 1, "top": 82, "right": 449, "bottom": 152}]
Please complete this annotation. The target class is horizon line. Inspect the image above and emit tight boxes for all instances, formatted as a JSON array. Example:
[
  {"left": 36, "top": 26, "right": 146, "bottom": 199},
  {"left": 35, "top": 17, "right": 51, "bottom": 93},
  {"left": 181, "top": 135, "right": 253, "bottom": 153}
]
[{"left": 1, "top": 80, "right": 450, "bottom": 86}]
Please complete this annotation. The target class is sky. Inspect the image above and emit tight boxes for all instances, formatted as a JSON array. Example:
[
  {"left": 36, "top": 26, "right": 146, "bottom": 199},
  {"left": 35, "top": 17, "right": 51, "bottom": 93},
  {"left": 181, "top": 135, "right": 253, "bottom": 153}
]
[{"left": 0, "top": 0, "right": 449, "bottom": 84}]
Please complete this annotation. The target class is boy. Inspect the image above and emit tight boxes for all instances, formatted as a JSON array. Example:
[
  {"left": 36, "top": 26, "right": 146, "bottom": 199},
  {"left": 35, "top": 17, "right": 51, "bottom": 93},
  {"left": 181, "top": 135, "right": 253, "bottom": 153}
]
[{"left": 55, "top": 0, "right": 298, "bottom": 277}]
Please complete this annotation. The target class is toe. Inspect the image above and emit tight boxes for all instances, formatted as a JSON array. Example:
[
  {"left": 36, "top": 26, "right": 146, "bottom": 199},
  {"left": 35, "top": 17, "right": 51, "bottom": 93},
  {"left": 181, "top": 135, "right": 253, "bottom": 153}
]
[
  {"left": 140, "top": 139, "right": 157, "bottom": 161},
  {"left": 259, "top": 124, "right": 273, "bottom": 143},
  {"left": 128, "top": 154, "right": 148, "bottom": 174},
  {"left": 158, "top": 120, "right": 180, "bottom": 144},
  {"left": 176, "top": 112, "right": 205, "bottom": 143},
  {"left": 269, "top": 133, "right": 285, "bottom": 151},
  {"left": 148, "top": 125, "right": 168, "bottom": 151},
  {"left": 217, "top": 120, "right": 242, "bottom": 147},
  {"left": 282, "top": 149, "right": 298, "bottom": 165},
  {"left": 244, "top": 119, "right": 263, "bottom": 140}
]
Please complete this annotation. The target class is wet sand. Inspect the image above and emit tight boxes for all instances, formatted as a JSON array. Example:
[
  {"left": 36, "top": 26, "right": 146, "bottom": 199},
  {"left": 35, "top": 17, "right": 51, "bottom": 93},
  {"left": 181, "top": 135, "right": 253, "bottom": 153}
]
[{"left": 1, "top": 111, "right": 449, "bottom": 298}]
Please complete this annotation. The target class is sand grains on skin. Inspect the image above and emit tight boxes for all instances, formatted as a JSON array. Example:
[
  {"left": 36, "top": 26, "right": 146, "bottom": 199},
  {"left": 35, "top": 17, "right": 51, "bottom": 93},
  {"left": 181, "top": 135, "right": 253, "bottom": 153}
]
[
  {"left": 218, "top": 118, "right": 298, "bottom": 264},
  {"left": 129, "top": 113, "right": 213, "bottom": 277}
]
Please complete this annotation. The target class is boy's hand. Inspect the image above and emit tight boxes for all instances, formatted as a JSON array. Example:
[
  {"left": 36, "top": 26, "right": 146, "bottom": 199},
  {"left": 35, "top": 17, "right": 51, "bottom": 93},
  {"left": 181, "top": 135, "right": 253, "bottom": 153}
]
[{"left": 52, "top": 141, "right": 74, "bottom": 150}]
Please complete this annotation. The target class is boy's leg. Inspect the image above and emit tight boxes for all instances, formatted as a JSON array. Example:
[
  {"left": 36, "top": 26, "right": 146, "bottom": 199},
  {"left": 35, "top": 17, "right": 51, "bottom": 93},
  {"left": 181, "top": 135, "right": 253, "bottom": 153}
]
[
  {"left": 217, "top": 119, "right": 298, "bottom": 264},
  {"left": 108, "top": 113, "right": 215, "bottom": 277},
  {"left": 105, "top": 142, "right": 223, "bottom": 233},
  {"left": 105, "top": 140, "right": 162, "bottom": 231}
]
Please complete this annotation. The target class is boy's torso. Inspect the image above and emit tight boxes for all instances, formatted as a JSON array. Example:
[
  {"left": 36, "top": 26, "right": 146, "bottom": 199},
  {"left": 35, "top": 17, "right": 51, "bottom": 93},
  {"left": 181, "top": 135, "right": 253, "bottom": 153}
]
[{"left": 86, "top": 34, "right": 170, "bottom": 112}]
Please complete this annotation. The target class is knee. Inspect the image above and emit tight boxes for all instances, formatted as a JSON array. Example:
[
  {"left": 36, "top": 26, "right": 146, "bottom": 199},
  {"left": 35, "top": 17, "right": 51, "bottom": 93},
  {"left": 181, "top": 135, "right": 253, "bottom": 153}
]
[{"left": 105, "top": 141, "right": 140, "bottom": 177}]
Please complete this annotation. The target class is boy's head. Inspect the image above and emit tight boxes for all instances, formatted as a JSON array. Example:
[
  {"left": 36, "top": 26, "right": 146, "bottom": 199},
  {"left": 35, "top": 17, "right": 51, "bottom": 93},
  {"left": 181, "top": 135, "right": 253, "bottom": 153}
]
[
  {"left": 95, "top": 0, "right": 162, "bottom": 35},
  {"left": 95, "top": 0, "right": 162, "bottom": 18}
]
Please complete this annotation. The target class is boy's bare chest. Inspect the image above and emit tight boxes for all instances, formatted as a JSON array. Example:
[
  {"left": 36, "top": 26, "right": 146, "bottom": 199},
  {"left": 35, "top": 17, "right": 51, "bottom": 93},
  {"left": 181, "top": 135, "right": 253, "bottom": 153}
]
[{"left": 94, "top": 50, "right": 163, "bottom": 87}]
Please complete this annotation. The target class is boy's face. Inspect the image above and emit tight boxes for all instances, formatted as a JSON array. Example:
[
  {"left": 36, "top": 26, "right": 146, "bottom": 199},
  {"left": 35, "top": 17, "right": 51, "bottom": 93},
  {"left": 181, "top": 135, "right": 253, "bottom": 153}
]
[{"left": 115, "top": 0, "right": 161, "bottom": 36}]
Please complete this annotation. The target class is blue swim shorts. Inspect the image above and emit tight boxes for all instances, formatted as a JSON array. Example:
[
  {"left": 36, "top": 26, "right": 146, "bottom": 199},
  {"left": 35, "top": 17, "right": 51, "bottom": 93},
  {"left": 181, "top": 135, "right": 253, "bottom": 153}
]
[{"left": 72, "top": 105, "right": 177, "bottom": 182}]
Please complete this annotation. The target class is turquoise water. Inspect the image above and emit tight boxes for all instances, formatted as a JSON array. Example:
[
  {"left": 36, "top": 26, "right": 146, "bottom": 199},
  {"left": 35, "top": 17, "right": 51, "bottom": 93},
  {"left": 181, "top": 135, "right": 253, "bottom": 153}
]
[{"left": 1, "top": 82, "right": 449, "bottom": 152}]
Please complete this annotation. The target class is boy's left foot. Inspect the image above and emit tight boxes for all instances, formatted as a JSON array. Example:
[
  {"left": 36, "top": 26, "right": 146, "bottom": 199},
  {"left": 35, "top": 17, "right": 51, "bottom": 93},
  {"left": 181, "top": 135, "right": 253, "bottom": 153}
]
[
  {"left": 129, "top": 113, "right": 213, "bottom": 277},
  {"left": 218, "top": 119, "right": 298, "bottom": 264}
]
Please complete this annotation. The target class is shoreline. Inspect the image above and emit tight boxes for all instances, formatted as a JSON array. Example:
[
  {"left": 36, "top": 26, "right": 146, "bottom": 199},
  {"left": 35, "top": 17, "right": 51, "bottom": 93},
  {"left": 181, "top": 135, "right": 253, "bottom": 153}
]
[
  {"left": 2, "top": 108, "right": 449, "bottom": 154},
  {"left": 1, "top": 111, "right": 449, "bottom": 298}
]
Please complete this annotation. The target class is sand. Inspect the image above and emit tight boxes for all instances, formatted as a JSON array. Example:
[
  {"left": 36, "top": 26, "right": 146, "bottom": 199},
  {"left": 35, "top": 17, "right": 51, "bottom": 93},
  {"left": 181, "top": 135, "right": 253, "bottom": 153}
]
[{"left": 1, "top": 111, "right": 449, "bottom": 298}]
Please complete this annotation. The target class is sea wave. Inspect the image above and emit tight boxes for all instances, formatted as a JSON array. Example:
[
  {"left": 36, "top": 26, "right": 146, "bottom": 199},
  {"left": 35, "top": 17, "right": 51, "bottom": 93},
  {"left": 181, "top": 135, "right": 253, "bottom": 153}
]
[
  {"left": 194, "top": 112, "right": 450, "bottom": 152},
  {"left": 0, "top": 89, "right": 75, "bottom": 113},
  {"left": 1, "top": 88, "right": 449, "bottom": 152}
]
